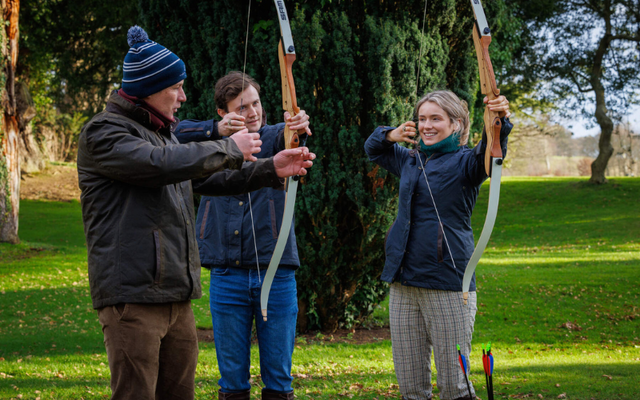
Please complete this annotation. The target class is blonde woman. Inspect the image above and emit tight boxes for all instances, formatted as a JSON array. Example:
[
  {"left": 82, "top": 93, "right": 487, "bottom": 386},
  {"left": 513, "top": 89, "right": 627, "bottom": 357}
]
[{"left": 365, "top": 90, "right": 511, "bottom": 400}]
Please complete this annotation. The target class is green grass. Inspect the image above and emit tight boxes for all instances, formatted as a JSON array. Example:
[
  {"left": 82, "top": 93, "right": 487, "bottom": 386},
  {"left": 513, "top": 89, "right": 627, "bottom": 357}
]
[{"left": 1, "top": 177, "right": 639, "bottom": 399}]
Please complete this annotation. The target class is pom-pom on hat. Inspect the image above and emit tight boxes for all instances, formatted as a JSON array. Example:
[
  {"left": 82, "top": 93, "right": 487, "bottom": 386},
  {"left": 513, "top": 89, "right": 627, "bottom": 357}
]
[{"left": 121, "top": 26, "right": 187, "bottom": 98}]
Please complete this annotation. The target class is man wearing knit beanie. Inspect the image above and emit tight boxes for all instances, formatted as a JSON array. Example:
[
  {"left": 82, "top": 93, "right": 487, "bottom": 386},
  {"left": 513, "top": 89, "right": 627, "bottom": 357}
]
[
  {"left": 122, "top": 26, "right": 187, "bottom": 99},
  {"left": 77, "top": 26, "right": 315, "bottom": 400}
]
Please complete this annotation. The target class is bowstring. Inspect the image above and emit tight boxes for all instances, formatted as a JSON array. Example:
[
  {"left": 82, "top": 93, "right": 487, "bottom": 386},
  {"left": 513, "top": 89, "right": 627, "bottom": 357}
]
[
  {"left": 415, "top": 155, "right": 460, "bottom": 280},
  {"left": 413, "top": 0, "right": 463, "bottom": 290},
  {"left": 241, "top": 0, "right": 251, "bottom": 97},
  {"left": 240, "top": 0, "right": 262, "bottom": 281},
  {"left": 412, "top": 0, "right": 469, "bottom": 361},
  {"left": 415, "top": 0, "right": 428, "bottom": 102}
]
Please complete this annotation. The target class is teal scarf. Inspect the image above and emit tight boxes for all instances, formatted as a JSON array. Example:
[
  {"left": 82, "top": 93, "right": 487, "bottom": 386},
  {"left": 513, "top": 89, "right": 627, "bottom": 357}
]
[{"left": 419, "top": 132, "right": 461, "bottom": 156}]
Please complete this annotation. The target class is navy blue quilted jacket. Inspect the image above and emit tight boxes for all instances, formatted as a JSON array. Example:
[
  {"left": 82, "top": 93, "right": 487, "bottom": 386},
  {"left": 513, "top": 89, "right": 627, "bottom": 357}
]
[
  {"left": 364, "top": 119, "right": 511, "bottom": 291},
  {"left": 175, "top": 119, "right": 299, "bottom": 269}
]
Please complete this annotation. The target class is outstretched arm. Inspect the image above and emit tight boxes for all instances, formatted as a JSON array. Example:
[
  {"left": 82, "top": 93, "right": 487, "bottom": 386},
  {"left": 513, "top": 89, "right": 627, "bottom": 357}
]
[{"left": 192, "top": 147, "right": 315, "bottom": 196}]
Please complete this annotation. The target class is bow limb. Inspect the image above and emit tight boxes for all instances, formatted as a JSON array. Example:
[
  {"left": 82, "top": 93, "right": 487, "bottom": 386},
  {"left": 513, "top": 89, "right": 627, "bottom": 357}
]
[
  {"left": 461, "top": 161, "right": 502, "bottom": 304},
  {"left": 260, "top": 178, "right": 299, "bottom": 321},
  {"left": 278, "top": 39, "right": 302, "bottom": 149},
  {"left": 260, "top": 0, "right": 300, "bottom": 321},
  {"left": 471, "top": 0, "right": 503, "bottom": 175},
  {"left": 462, "top": 0, "right": 504, "bottom": 304}
]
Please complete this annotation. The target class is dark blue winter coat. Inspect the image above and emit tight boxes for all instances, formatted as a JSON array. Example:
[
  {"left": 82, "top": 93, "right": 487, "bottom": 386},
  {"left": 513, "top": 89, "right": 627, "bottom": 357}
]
[
  {"left": 175, "top": 119, "right": 299, "bottom": 269},
  {"left": 364, "top": 119, "right": 511, "bottom": 291}
]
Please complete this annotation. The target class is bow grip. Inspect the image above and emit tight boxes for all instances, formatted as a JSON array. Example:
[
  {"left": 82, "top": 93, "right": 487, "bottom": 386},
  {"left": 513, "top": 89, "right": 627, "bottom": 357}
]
[{"left": 483, "top": 112, "right": 503, "bottom": 176}]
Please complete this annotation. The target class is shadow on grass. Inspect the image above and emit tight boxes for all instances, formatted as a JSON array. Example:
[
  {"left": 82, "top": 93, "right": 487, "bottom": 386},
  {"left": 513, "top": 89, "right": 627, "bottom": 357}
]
[
  {"left": 18, "top": 200, "right": 85, "bottom": 248},
  {"left": 0, "top": 285, "right": 103, "bottom": 359},
  {"left": 0, "top": 376, "right": 110, "bottom": 398}
]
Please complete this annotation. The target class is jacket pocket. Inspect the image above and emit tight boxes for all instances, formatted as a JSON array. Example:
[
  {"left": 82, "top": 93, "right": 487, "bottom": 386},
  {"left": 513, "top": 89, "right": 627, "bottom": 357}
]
[
  {"left": 269, "top": 199, "right": 278, "bottom": 240},
  {"left": 112, "top": 303, "right": 129, "bottom": 321},
  {"left": 211, "top": 267, "right": 230, "bottom": 276},
  {"left": 200, "top": 200, "right": 211, "bottom": 239},
  {"left": 153, "top": 230, "right": 162, "bottom": 284},
  {"left": 437, "top": 224, "right": 444, "bottom": 263}
]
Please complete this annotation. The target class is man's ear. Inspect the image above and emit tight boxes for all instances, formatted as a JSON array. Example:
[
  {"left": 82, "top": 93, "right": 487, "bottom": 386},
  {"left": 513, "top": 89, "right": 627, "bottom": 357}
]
[{"left": 217, "top": 109, "right": 227, "bottom": 119}]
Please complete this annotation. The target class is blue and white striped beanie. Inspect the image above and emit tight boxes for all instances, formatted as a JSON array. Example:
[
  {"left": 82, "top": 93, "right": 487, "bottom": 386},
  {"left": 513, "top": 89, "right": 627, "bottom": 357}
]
[{"left": 121, "top": 26, "right": 187, "bottom": 98}]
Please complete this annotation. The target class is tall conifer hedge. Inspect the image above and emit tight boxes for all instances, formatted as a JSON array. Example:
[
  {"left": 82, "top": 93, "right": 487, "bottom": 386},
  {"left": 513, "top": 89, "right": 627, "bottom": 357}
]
[{"left": 140, "top": 0, "right": 510, "bottom": 331}]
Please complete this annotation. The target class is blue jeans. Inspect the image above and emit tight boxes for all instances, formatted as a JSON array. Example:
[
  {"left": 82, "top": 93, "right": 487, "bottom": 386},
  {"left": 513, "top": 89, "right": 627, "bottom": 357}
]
[{"left": 210, "top": 267, "right": 298, "bottom": 394}]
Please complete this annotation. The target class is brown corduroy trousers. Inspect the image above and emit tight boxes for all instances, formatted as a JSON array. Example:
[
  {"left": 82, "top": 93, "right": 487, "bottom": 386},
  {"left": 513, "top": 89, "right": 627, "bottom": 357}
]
[{"left": 97, "top": 301, "right": 199, "bottom": 400}]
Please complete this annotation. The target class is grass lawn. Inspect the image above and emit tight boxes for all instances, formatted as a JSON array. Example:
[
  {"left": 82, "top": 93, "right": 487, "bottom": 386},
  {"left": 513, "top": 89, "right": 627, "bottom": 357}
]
[{"left": 0, "top": 177, "right": 638, "bottom": 399}]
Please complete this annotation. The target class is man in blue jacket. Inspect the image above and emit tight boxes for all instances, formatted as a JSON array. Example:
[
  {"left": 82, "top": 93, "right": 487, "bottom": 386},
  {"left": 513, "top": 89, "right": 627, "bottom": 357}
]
[{"left": 175, "top": 71, "right": 311, "bottom": 400}]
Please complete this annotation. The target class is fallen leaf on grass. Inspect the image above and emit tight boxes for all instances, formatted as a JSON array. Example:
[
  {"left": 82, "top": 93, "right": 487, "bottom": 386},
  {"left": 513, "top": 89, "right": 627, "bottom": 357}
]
[
  {"left": 557, "top": 394, "right": 566, "bottom": 399},
  {"left": 602, "top": 374, "right": 612, "bottom": 380},
  {"left": 560, "top": 321, "right": 582, "bottom": 331}
]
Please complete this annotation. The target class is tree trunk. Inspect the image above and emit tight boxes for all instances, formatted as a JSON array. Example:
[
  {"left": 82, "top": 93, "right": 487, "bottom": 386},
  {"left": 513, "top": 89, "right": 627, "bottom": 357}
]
[
  {"left": 18, "top": 123, "right": 44, "bottom": 173},
  {"left": 588, "top": 24, "right": 614, "bottom": 185},
  {"left": 0, "top": 117, "right": 19, "bottom": 243},
  {"left": 589, "top": 84, "right": 614, "bottom": 184},
  {"left": 16, "top": 81, "right": 42, "bottom": 174},
  {"left": 0, "top": 0, "right": 21, "bottom": 243},
  {"left": 589, "top": 72, "right": 615, "bottom": 184}
]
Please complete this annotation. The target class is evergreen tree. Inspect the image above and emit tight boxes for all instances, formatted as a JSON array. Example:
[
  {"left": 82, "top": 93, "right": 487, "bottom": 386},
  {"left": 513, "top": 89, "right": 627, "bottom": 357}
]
[{"left": 140, "top": 0, "right": 514, "bottom": 330}]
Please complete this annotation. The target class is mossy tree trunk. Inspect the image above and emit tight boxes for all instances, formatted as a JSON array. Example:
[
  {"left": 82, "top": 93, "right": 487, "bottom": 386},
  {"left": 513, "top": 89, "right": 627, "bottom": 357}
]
[{"left": 0, "top": 0, "right": 20, "bottom": 244}]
